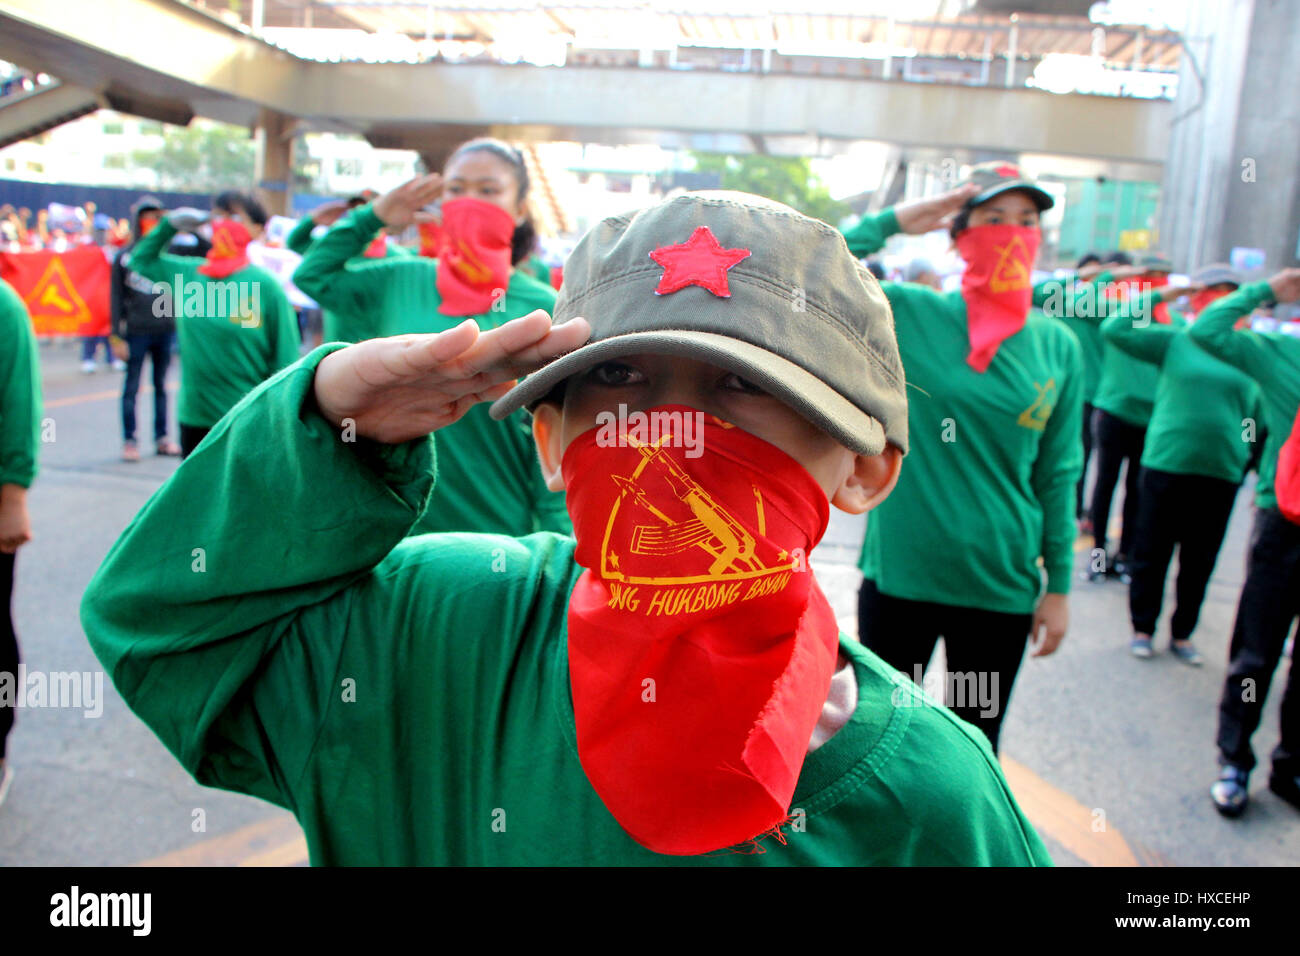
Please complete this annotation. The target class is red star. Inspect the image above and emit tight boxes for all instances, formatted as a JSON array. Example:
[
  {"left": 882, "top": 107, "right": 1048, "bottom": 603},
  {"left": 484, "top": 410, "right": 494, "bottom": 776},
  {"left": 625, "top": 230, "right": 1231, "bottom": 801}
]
[
  {"left": 993, "top": 163, "right": 1021, "bottom": 178},
  {"left": 649, "top": 226, "right": 751, "bottom": 298}
]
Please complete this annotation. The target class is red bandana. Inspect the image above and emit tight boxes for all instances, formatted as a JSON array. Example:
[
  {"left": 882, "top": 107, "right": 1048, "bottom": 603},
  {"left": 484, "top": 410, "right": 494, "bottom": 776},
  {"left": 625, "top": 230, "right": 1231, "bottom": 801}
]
[
  {"left": 434, "top": 197, "right": 514, "bottom": 316},
  {"left": 955, "top": 224, "right": 1039, "bottom": 372},
  {"left": 418, "top": 219, "right": 445, "bottom": 258},
  {"left": 362, "top": 234, "right": 388, "bottom": 258},
  {"left": 1189, "top": 288, "right": 1231, "bottom": 317},
  {"left": 562, "top": 406, "right": 839, "bottom": 855},
  {"left": 198, "top": 219, "right": 252, "bottom": 278},
  {"left": 649, "top": 226, "right": 750, "bottom": 297},
  {"left": 1124, "top": 277, "right": 1172, "bottom": 324}
]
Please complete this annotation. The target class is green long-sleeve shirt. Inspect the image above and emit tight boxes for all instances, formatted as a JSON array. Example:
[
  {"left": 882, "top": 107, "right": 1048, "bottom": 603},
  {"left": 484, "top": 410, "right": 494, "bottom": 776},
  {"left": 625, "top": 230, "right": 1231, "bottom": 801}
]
[
  {"left": 1188, "top": 281, "right": 1300, "bottom": 510},
  {"left": 1033, "top": 277, "right": 1104, "bottom": 403},
  {"left": 843, "top": 211, "right": 1084, "bottom": 613},
  {"left": 130, "top": 219, "right": 301, "bottom": 429},
  {"left": 286, "top": 215, "right": 412, "bottom": 344},
  {"left": 1101, "top": 299, "right": 1261, "bottom": 484},
  {"left": 293, "top": 204, "right": 570, "bottom": 538},
  {"left": 1072, "top": 271, "right": 1188, "bottom": 427},
  {"left": 79, "top": 344, "right": 1053, "bottom": 866},
  {"left": 0, "top": 279, "right": 41, "bottom": 488}
]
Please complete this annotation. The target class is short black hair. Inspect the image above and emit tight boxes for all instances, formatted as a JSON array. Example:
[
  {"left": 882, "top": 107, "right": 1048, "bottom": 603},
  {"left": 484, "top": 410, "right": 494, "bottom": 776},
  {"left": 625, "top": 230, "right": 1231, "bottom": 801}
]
[
  {"left": 212, "top": 190, "right": 268, "bottom": 227},
  {"left": 1076, "top": 252, "right": 1102, "bottom": 268},
  {"left": 1103, "top": 251, "right": 1132, "bottom": 266}
]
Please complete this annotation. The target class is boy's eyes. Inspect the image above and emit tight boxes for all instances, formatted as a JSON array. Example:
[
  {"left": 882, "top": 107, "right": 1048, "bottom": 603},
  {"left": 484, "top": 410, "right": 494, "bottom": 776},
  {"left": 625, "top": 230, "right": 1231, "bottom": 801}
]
[{"left": 584, "top": 362, "right": 767, "bottom": 396}]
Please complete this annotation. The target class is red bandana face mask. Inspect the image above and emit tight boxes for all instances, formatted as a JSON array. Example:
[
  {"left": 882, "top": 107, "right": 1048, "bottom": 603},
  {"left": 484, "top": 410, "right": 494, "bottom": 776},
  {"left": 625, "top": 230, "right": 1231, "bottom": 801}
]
[
  {"left": 435, "top": 197, "right": 515, "bottom": 316},
  {"left": 562, "top": 406, "right": 841, "bottom": 855},
  {"left": 1124, "top": 275, "right": 1172, "bottom": 324},
  {"left": 418, "top": 219, "right": 445, "bottom": 258},
  {"left": 198, "top": 219, "right": 252, "bottom": 278},
  {"left": 955, "top": 224, "right": 1040, "bottom": 372},
  {"left": 362, "top": 234, "right": 388, "bottom": 258},
  {"left": 1189, "top": 288, "right": 1231, "bottom": 317}
]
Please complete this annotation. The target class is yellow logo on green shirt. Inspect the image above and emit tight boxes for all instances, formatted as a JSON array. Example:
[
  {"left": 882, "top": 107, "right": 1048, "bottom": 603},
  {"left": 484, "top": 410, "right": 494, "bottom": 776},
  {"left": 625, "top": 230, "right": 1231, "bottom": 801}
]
[{"left": 1017, "top": 378, "right": 1056, "bottom": 431}]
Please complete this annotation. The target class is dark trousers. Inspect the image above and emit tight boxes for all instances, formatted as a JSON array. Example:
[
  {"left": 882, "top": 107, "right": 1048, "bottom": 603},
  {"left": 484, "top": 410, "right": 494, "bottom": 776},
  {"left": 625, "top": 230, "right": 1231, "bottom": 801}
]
[
  {"left": 857, "top": 579, "right": 1031, "bottom": 755},
  {"left": 1077, "top": 401, "right": 1095, "bottom": 518},
  {"left": 121, "top": 332, "right": 174, "bottom": 443},
  {"left": 1128, "top": 467, "right": 1240, "bottom": 641},
  {"left": 1089, "top": 408, "right": 1146, "bottom": 559},
  {"left": 180, "top": 424, "right": 211, "bottom": 460},
  {"left": 1, "top": 551, "right": 17, "bottom": 760},
  {"left": 1216, "top": 508, "right": 1300, "bottom": 776}
]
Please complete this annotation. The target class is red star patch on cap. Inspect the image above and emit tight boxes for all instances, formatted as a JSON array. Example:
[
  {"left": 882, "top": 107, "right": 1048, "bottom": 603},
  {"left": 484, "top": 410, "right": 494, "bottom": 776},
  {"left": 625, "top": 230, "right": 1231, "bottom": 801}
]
[
  {"left": 649, "top": 226, "right": 751, "bottom": 298},
  {"left": 993, "top": 163, "right": 1021, "bottom": 178}
]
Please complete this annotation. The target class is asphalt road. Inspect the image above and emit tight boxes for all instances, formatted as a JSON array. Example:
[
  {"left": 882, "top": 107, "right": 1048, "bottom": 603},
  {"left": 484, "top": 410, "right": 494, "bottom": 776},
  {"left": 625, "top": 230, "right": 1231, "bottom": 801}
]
[{"left": 1, "top": 339, "right": 1296, "bottom": 866}]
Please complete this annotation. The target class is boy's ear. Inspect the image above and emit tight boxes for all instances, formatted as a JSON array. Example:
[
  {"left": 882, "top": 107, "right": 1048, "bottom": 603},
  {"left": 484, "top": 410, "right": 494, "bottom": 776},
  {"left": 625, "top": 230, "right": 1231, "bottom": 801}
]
[
  {"left": 532, "top": 402, "right": 566, "bottom": 492},
  {"left": 831, "top": 445, "right": 902, "bottom": 515}
]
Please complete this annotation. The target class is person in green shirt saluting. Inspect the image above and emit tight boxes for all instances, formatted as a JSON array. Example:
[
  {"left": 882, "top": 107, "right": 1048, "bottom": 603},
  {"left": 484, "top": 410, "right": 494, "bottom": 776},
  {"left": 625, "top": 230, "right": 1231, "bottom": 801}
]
[
  {"left": 293, "top": 139, "right": 569, "bottom": 539},
  {"left": 1100, "top": 265, "right": 1262, "bottom": 663},
  {"left": 81, "top": 191, "right": 1053, "bottom": 865},
  {"left": 0, "top": 278, "right": 40, "bottom": 807},
  {"left": 1186, "top": 266, "right": 1300, "bottom": 818},
  {"left": 284, "top": 191, "right": 414, "bottom": 347},
  {"left": 130, "top": 191, "right": 302, "bottom": 458},
  {"left": 842, "top": 161, "right": 1084, "bottom": 755}
]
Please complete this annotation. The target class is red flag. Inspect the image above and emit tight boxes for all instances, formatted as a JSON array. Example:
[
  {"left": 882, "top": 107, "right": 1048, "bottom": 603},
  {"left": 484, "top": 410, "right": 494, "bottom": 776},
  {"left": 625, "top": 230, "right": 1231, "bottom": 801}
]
[{"left": 0, "top": 245, "right": 111, "bottom": 336}]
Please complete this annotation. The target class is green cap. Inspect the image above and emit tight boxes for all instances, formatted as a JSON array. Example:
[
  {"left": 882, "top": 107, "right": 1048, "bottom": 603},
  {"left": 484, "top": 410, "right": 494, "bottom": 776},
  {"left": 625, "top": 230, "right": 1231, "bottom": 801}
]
[
  {"left": 961, "top": 161, "right": 1054, "bottom": 212},
  {"left": 489, "top": 190, "right": 908, "bottom": 456}
]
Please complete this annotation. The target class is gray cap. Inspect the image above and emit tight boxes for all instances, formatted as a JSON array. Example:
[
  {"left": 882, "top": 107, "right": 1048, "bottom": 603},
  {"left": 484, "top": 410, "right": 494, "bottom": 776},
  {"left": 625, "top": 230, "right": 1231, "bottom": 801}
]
[
  {"left": 488, "top": 190, "right": 908, "bottom": 456},
  {"left": 1192, "top": 262, "right": 1243, "bottom": 288}
]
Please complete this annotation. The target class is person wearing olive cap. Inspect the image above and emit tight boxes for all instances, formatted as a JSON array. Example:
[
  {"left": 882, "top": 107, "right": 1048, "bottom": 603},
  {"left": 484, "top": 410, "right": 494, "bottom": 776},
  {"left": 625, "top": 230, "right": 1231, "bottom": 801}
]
[
  {"left": 842, "top": 161, "right": 1084, "bottom": 754},
  {"left": 1100, "top": 265, "right": 1262, "bottom": 663},
  {"left": 80, "top": 190, "right": 1052, "bottom": 865}
]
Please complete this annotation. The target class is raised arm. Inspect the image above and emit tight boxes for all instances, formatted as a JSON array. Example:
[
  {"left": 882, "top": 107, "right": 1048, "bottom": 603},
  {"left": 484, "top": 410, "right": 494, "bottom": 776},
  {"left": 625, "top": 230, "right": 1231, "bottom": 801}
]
[
  {"left": 1188, "top": 271, "right": 1300, "bottom": 383},
  {"left": 80, "top": 313, "right": 590, "bottom": 806},
  {"left": 128, "top": 212, "right": 204, "bottom": 286},
  {"left": 1099, "top": 290, "right": 1181, "bottom": 366}
]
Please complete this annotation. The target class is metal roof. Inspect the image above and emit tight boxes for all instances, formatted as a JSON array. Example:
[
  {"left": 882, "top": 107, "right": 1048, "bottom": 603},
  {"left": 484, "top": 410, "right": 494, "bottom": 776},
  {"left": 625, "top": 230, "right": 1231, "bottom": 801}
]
[{"left": 196, "top": 1, "right": 1181, "bottom": 70}]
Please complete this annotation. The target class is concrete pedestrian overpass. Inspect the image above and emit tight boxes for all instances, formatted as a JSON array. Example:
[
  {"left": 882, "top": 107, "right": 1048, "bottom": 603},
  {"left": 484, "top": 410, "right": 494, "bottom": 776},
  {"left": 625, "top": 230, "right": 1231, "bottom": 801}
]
[{"left": 0, "top": 0, "right": 1171, "bottom": 210}]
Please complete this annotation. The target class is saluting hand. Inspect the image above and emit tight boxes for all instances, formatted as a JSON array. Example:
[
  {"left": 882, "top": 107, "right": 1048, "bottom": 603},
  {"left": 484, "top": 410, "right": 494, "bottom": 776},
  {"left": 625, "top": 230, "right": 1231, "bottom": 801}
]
[
  {"left": 893, "top": 184, "right": 981, "bottom": 235},
  {"left": 372, "top": 174, "right": 444, "bottom": 231},
  {"left": 1267, "top": 267, "right": 1300, "bottom": 303},
  {"left": 313, "top": 310, "right": 591, "bottom": 445}
]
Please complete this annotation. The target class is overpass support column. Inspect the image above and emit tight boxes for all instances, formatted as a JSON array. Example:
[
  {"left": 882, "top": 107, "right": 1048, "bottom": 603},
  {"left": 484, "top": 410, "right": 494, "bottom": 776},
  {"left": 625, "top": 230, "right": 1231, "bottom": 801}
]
[
  {"left": 1159, "top": 0, "right": 1300, "bottom": 275},
  {"left": 253, "top": 108, "right": 295, "bottom": 218}
]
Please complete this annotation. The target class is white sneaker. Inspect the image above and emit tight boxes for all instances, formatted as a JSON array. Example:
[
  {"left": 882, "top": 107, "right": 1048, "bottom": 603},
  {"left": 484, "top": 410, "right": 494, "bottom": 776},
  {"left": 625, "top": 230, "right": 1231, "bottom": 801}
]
[
  {"left": 112, "top": 359, "right": 127, "bottom": 371},
  {"left": 80, "top": 360, "right": 97, "bottom": 374},
  {"left": 0, "top": 761, "right": 13, "bottom": 809}
]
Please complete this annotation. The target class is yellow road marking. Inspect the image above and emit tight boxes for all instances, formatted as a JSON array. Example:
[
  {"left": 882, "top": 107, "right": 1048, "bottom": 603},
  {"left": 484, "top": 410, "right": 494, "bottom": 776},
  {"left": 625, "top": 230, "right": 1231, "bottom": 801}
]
[
  {"left": 44, "top": 383, "right": 177, "bottom": 409},
  {"left": 134, "top": 814, "right": 305, "bottom": 867},
  {"left": 1002, "top": 755, "right": 1140, "bottom": 867}
]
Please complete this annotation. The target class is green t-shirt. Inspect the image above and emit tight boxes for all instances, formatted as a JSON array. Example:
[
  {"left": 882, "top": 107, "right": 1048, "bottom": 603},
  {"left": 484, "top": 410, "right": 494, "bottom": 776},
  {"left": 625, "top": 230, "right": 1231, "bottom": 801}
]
[
  {"left": 843, "top": 211, "right": 1084, "bottom": 614},
  {"left": 286, "top": 214, "right": 413, "bottom": 344},
  {"left": 1101, "top": 305, "right": 1262, "bottom": 484},
  {"left": 293, "top": 205, "right": 570, "bottom": 538},
  {"left": 79, "top": 346, "right": 1052, "bottom": 866},
  {"left": 130, "top": 219, "right": 301, "bottom": 429},
  {"left": 1188, "top": 281, "right": 1300, "bottom": 510},
  {"left": 0, "top": 278, "right": 41, "bottom": 488}
]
